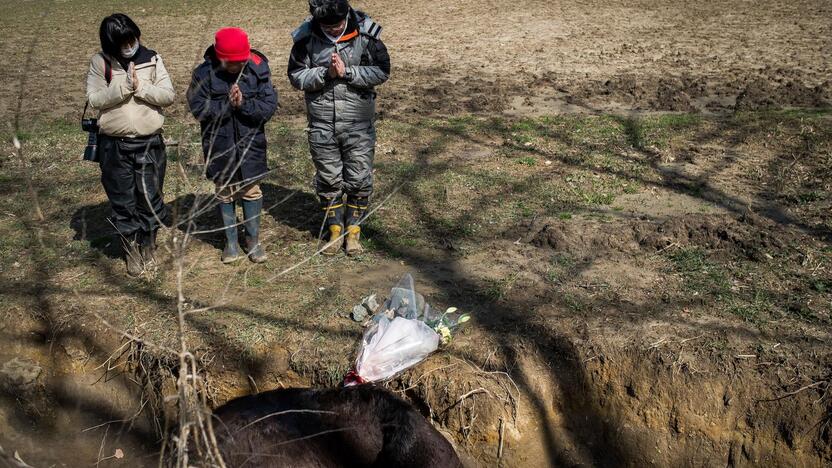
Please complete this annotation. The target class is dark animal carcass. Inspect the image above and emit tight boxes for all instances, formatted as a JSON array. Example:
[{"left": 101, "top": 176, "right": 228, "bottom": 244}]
[{"left": 213, "top": 384, "right": 462, "bottom": 467}]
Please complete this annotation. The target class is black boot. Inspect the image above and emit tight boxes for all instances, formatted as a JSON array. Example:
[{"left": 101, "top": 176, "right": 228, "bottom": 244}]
[
  {"left": 121, "top": 231, "right": 143, "bottom": 277},
  {"left": 219, "top": 202, "right": 241, "bottom": 264},
  {"left": 242, "top": 198, "right": 267, "bottom": 263},
  {"left": 345, "top": 195, "right": 368, "bottom": 256},
  {"left": 138, "top": 229, "right": 158, "bottom": 270},
  {"left": 320, "top": 195, "right": 345, "bottom": 255}
]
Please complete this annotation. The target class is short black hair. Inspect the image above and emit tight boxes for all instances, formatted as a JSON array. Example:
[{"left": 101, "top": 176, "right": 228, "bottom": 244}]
[
  {"left": 99, "top": 13, "right": 141, "bottom": 57},
  {"left": 309, "top": 0, "right": 350, "bottom": 25}
]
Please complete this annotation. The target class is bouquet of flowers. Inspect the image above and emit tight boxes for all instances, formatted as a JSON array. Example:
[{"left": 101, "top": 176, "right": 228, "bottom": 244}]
[
  {"left": 343, "top": 274, "right": 470, "bottom": 386},
  {"left": 425, "top": 306, "right": 470, "bottom": 345}
]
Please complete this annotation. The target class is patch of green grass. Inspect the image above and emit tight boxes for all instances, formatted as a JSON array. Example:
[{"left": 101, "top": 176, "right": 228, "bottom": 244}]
[
  {"left": 363, "top": 209, "right": 430, "bottom": 252},
  {"left": 545, "top": 253, "right": 576, "bottom": 284},
  {"left": 567, "top": 115, "right": 623, "bottom": 144},
  {"left": 724, "top": 290, "right": 773, "bottom": 323},
  {"left": 434, "top": 216, "right": 477, "bottom": 239},
  {"left": 735, "top": 108, "right": 832, "bottom": 122},
  {"left": 457, "top": 168, "right": 514, "bottom": 192},
  {"left": 668, "top": 248, "right": 731, "bottom": 297},
  {"left": 385, "top": 233, "right": 419, "bottom": 249},
  {"left": 481, "top": 273, "right": 519, "bottom": 301},
  {"left": 12, "top": 129, "right": 35, "bottom": 143},
  {"left": 581, "top": 191, "right": 615, "bottom": 205},
  {"left": 654, "top": 114, "right": 702, "bottom": 129},
  {"left": 622, "top": 184, "right": 639, "bottom": 194},
  {"left": 794, "top": 190, "right": 826, "bottom": 204},
  {"left": 445, "top": 115, "right": 478, "bottom": 134},
  {"left": 376, "top": 160, "right": 420, "bottom": 179},
  {"left": 811, "top": 279, "right": 830, "bottom": 293},
  {"left": 613, "top": 114, "right": 703, "bottom": 150},
  {"left": 515, "top": 156, "right": 537, "bottom": 166},
  {"left": 513, "top": 201, "right": 534, "bottom": 218},
  {"left": 510, "top": 119, "right": 538, "bottom": 133},
  {"left": 784, "top": 300, "right": 819, "bottom": 322},
  {"left": 561, "top": 292, "right": 589, "bottom": 313}
]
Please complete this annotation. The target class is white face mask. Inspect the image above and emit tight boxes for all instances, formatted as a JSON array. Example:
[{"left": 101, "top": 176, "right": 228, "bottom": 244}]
[{"left": 121, "top": 41, "right": 139, "bottom": 58}]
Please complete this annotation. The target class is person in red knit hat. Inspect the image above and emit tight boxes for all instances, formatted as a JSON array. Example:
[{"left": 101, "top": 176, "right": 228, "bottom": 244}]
[{"left": 187, "top": 28, "right": 278, "bottom": 264}]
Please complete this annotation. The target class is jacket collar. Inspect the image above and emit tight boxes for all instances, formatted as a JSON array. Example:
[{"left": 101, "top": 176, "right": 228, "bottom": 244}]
[{"left": 110, "top": 45, "right": 157, "bottom": 71}]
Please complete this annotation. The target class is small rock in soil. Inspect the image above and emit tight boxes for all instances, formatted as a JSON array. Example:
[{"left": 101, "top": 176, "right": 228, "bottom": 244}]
[
  {"left": 362, "top": 294, "right": 380, "bottom": 313},
  {"left": 0, "top": 357, "right": 42, "bottom": 388},
  {"left": 352, "top": 305, "right": 368, "bottom": 322}
]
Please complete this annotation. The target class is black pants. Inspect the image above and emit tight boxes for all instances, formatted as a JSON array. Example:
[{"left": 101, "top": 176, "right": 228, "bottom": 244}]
[{"left": 98, "top": 134, "right": 167, "bottom": 236}]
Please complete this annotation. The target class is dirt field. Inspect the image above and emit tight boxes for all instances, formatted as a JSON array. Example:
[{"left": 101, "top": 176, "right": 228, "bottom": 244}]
[{"left": 1, "top": 0, "right": 831, "bottom": 467}]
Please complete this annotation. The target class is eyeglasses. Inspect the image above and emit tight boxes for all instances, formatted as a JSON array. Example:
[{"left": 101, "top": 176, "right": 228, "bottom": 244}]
[{"left": 320, "top": 19, "right": 346, "bottom": 33}]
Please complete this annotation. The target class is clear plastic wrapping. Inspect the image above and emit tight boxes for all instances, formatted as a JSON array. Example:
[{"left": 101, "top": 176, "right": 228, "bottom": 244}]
[{"left": 346, "top": 274, "right": 468, "bottom": 385}]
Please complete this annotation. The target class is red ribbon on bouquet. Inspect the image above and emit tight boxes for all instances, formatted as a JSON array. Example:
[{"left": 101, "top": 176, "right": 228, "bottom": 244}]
[{"left": 342, "top": 369, "right": 366, "bottom": 387}]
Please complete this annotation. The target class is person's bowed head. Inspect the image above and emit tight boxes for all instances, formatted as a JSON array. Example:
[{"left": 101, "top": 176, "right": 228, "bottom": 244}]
[{"left": 215, "top": 27, "right": 251, "bottom": 108}]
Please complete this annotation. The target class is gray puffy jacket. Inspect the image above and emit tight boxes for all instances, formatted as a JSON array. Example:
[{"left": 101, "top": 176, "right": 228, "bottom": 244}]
[{"left": 288, "top": 10, "right": 390, "bottom": 124}]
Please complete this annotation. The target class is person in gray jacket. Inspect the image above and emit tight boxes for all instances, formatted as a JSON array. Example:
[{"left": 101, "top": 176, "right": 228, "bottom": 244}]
[{"left": 288, "top": 0, "right": 390, "bottom": 256}]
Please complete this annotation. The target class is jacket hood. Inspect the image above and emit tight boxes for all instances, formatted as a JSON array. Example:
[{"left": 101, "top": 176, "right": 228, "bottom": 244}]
[{"left": 293, "top": 9, "right": 378, "bottom": 43}]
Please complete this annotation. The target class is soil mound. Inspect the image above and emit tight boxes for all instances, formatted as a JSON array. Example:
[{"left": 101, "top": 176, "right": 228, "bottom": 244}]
[
  {"left": 735, "top": 78, "right": 831, "bottom": 111},
  {"left": 517, "top": 213, "right": 787, "bottom": 259}
]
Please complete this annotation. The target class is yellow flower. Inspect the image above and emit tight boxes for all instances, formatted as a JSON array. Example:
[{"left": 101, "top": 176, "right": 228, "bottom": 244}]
[{"left": 436, "top": 324, "right": 452, "bottom": 345}]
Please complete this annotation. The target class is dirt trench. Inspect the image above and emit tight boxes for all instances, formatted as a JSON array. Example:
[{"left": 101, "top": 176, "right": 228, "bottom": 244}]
[
  {"left": 2, "top": 266, "right": 830, "bottom": 468},
  {"left": 197, "top": 332, "right": 831, "bottom": 467},
  {"left": 506, "top": 343, "right": 832, "bottom": 467}
]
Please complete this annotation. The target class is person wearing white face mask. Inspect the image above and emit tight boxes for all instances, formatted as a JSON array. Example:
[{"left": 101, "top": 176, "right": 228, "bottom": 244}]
[
  {"left": 288, "top": 0, "right": 391, "bottom": 257},
  {"left": 85, "top": 13, "right": 175, "bottom": 276}
]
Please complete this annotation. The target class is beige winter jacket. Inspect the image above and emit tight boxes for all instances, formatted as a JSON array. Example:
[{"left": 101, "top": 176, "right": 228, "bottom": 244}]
[{"left": 85, "top": 52, "right": 175, "bottom": 138}]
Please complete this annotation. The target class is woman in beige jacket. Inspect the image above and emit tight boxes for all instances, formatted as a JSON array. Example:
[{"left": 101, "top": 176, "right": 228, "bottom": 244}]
[{"left": 86, "top": 13, "right": 175, "bottom": 276}]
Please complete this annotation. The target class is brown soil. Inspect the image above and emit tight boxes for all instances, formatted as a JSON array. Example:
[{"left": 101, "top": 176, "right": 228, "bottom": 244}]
[
  {"left": 517, "top": 213, "right": 787, "bottom": 259},
  {"left": 2, "top": 0, "right": 831, "bottom": 123},
  {"left": 1, "top": 1, "right": 831, "bottom": 467}
]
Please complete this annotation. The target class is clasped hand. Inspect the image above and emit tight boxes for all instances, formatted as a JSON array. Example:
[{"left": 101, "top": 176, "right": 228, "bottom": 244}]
[{"left": 328, "top": 53, "right": 346, "bottom": 79}]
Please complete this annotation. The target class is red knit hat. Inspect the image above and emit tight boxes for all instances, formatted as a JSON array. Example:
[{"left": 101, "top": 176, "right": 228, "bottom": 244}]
[{"left": 214, "top": 27, "right": 251, "bottom": 62}]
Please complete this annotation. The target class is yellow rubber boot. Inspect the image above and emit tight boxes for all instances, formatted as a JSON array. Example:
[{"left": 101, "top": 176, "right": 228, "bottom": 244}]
[
  {"left": 323, "top": 225, "right": 343, "bottom": 256},
  {"left": 345, "top": 225, "right": 364, "bottom": 256}
]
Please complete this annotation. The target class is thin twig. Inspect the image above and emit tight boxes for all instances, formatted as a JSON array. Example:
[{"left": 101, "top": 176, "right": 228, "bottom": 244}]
[
  {"left": 497, "top": 417, "right": 505, "bottom": 460},
  {"left": 441, "top": 388, "right": 490, "bottom": 415},
  {"left": 94, "top": 426, "right": 109, "bottom": 468},
  {"left": 757, "top": 381, "right": 828, "bottom": 403}
]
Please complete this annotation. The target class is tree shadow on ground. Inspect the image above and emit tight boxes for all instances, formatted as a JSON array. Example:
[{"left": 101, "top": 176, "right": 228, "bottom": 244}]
[
  {"left": 354, "top": 112, "right": 832, "bottom": 465},
  {"left": 21, "top": 110, "right": 831, "bottom": 466},
  {"left": 1, "top": 216, "right": 163, "bottom": 467}
]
